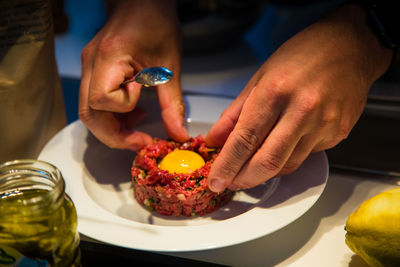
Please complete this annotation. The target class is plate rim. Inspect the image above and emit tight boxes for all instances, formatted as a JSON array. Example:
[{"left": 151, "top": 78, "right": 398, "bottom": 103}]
[{"left": 38, "top": 94, "right": 329, "bottom": 252}]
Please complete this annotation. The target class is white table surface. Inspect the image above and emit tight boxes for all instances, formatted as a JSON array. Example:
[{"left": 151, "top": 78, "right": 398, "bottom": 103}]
[{"left": 161, "top": 172, "right": 399, "bottom": 266}]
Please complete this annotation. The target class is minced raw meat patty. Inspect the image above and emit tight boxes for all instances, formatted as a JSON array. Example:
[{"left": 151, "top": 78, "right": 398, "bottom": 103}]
[{"left": 131, "top": 136, "right": 234, "bottom": 217}]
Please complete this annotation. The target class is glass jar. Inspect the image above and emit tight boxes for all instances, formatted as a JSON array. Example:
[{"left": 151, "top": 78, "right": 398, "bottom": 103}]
[{"left": 0, "top": 160, "right": 81, "bottom": 266}]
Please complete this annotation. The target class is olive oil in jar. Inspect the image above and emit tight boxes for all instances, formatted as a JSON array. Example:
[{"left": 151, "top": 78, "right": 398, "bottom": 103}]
[{"left": 0, "top": 160, "right": 81, "bottom": 266}]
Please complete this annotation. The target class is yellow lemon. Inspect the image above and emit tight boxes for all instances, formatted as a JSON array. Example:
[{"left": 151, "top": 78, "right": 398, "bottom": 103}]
[
  {"left": 159, "top": 150, "right": 205, "bottom": 174},
  {"left": 345, "top": 187, "right": 400, "bottom": 267}
]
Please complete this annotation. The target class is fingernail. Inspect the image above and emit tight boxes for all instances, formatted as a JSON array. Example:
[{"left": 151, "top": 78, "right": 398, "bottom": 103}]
[{"left": 210, "top": 178, "right": 225, "bottom": 192}]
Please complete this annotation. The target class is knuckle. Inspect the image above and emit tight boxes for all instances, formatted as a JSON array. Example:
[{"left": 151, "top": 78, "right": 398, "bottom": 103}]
[
  {"left": 78, "top": 107, "right": 91, "bottom": 123},
  {"left": 231, "top": 127, "right": 260, "bottom": 156},
  {"left": 88, "top": 91, "right": 107, "bottom": 110},
  {"left": 256, "top": 152, "right": 285, "bottom": 175},
  {"left": 298, "top": 93, "right": 321, "bottom": 115},
  {"left": 219, "top": 157, "right": 240, "bottom": 178},
  {"left": 279, "top": 161, "right": 300, "bottom": 176},
  {"left": 89, "top": 89, "right": 134, "bottom": 113},
  {"left": 81, "top": 43, "right": 94, "bottom": 63},
  {"left": 320, "top": 109, "right": 338, "bottom": 128},
  {"left": 263, "top": 80, "right": 290, "bottom": 102},
  {"left": 175, "top": 97, "right": 186, "bottom": 118},
  {"left": 263, "top": 70, "right": 290, "bottom": 90},
  {"left": 97, "top": 36, "right": 122, "bottom": 56}
]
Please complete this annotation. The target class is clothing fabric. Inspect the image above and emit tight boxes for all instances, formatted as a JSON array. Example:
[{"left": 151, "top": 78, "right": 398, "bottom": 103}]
[{"left": 0, "top": 0, "right": 66, "bottom": 163}]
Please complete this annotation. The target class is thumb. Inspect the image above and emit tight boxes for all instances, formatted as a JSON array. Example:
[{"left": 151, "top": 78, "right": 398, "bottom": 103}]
[
  {"left": 205, "top": 98, "right": 242, "bottom": 147},
  {"left": 205, "top": 72, "right": 261, "bottom": 147}
]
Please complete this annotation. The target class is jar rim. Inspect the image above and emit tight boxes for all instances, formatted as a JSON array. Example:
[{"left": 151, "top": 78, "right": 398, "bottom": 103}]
[{"left": 0, "top": 159, "right": 65, "bottom": 210}]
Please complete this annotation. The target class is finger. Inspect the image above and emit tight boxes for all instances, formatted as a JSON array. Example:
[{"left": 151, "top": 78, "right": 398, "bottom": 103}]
[
  {"left": 311, "top": 110, "right": 352, "bottom": 152},
  {"left": 156, "top": 74, "right": 189, "bottom": 142},
  {"left": 79, "top": 45, "right": 95, "bottom": 120},
  {"left": 205, "top": 71, "right": 262, "bottom": 147},
  {"left": 89, "top": 55, "right": 143, "bottom": 113},
  {"left": 276, "top": 135, "right": 317, "bottom": 177},
  {"left": 229, "top": 104, "right": 327, "bottom": 189},
  {"left": 83, "top": 109, "right": 152, "bottom": 151},
  {"left": 207, "top": 85, "right": 283, "bottom": 192},
  {"left": 205, "top": 96, "right": 246, "bottom": 147},
  {"left": 228, "top": 116, "right": 300, "bottom": 190},
  {"left": 231, "top": 135, "right": 315, "bottom": 190}
]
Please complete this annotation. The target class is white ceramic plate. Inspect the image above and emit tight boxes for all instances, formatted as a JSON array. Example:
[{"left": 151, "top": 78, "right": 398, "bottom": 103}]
[{"left": 38, "top": 95, "right": 329, "bottom": 252}]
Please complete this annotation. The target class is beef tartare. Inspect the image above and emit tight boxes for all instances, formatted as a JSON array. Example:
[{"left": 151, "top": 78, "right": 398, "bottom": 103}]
[{"left": 131, "top": 136, "right": 234, "bottom": 217}]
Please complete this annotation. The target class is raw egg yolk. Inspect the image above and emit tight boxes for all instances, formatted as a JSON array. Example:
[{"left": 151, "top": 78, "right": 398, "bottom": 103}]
[{"left": 159, "top": 150, "right": 205, "bottom": 174}]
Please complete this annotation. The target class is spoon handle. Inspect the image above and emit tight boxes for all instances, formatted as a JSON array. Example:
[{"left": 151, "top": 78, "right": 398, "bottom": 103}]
[
  {"left": 120, "top": 79, "right": 135, "bottom": 86},
  {"left": 120, "top": 78, "right": 151, "bottom": 87}
]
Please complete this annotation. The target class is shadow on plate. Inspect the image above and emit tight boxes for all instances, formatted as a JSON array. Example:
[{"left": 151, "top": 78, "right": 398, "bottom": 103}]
[
  {"left": 259, "top": 151, "right": 328, "bottom": 209},
  {"left": 83, "top": 132, "right": 135, "bottom": 186},
  {"left": 79, "top": 118, "right": 327, "bottom": 226}
]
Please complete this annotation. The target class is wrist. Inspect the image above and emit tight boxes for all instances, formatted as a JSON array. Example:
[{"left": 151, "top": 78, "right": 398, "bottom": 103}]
[
  {"left": 106, "top": 0, "right": 177, "bottom": 16},
  {"left": 101, "top": 0, "right": 181, "bottom": 48},
  {"left": 348, "top": 0, "right": 399, "bottom": 77},
  {"left": 348, "top": 0, "right": 399, "bottom": 49},
  {"left": 329, "top": 3, "right": 394, "bottom": 84}
]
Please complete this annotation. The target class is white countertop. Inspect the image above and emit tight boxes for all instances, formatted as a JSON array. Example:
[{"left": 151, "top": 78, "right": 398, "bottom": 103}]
[{"left": 161, "top": 171, "right": 399, "bottom": 267}]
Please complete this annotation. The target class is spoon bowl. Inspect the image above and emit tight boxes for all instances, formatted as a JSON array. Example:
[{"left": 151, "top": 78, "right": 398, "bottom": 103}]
[{"left": 121, "top": 67, "right": 173, "bottom": 87}]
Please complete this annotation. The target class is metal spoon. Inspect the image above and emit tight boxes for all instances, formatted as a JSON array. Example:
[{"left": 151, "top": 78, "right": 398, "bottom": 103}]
[{"left": 121, "top": 67, "right": 173, "bottom": 87}]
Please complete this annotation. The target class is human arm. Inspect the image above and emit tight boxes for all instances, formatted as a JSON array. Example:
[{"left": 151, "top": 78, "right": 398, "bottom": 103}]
[
  {"left": 205, "top": 3, "right": 394, "bottom": 192},
  {"left": 78, "top": 0, "right": 189, "bottom": 151}
]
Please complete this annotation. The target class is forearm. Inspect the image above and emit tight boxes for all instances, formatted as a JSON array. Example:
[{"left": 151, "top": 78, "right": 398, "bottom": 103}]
[{"left": 94, "top": 0, "right": 181, "bottom": 68}]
